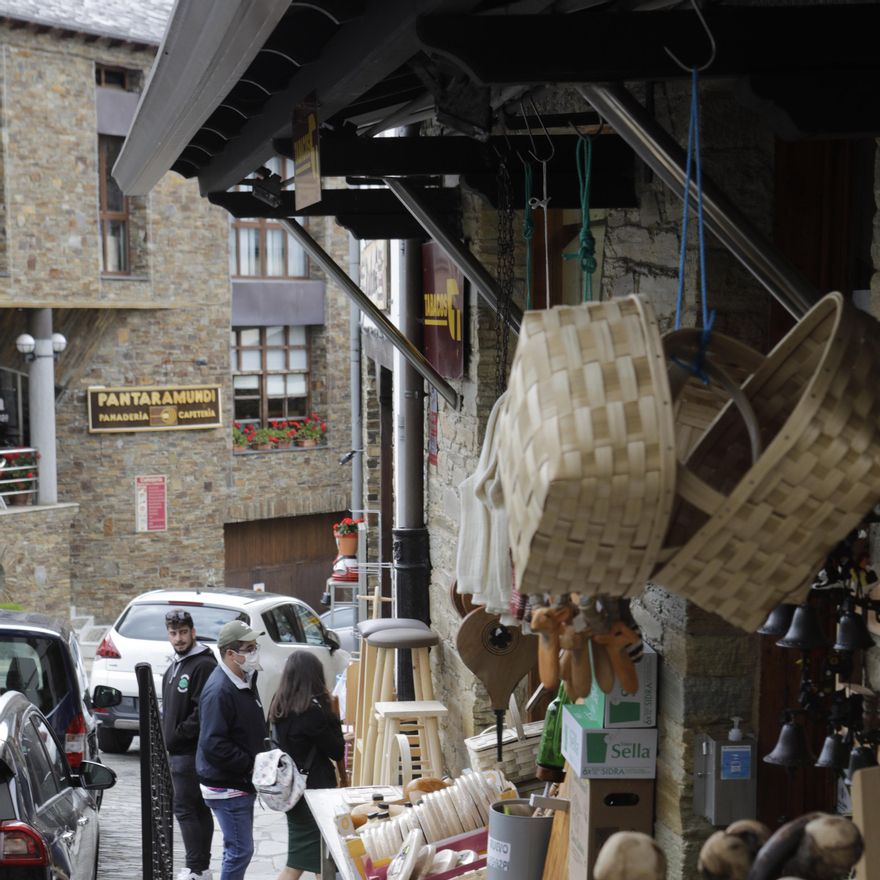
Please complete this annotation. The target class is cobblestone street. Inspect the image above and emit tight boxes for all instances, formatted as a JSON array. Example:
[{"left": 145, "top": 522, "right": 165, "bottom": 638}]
[{"left": 98, "top": 740, "right": 318, "bottom": 879}]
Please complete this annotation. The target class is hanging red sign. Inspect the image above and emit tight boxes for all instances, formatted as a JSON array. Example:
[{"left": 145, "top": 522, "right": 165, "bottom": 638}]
[{"left": 422, "top": 242, "right": 464, "bottom": 379}]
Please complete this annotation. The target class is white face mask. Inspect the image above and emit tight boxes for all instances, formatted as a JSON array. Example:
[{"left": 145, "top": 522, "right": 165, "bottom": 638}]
[{"left": 236, "top": 647, "right": 262, "bottom": 674}]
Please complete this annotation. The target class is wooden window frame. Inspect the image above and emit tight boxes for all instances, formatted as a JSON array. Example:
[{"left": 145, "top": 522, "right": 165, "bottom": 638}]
[
  {"left": 231, "top": 326, "right": 311, "bottom": 427},
  {"left": 98, "top": 135, "right": 130, "bottom": 276},
  {"left": 230, "top": 157, "right": 308, "bottom": 279},
  {"left": 95, "top": 64, "right": 139, "bottom": 91}
]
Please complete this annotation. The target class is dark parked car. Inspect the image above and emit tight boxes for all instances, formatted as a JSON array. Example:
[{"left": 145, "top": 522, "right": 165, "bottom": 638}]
[
  {"left": 0, "top": 690, "right": 117, "bottom": 878},
  {"left": 0, "top": 611, "right": 105, "bottom": 770}
]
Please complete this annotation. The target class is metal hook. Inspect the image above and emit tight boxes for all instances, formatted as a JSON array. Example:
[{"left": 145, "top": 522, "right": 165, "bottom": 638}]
[
  {"left": 498, "top": 115, "right": 529, "bottom": 169},
  {"left": 519, "top": 97, "right": 555, "bottom": 163},
  {"left": 663, "top": 0, "right": 716, "bottom": 73}
]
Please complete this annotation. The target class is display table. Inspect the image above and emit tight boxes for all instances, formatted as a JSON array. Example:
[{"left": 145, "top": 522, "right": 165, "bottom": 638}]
[{"left": 304, "top": 788, "right": 356, "bottom": 880}]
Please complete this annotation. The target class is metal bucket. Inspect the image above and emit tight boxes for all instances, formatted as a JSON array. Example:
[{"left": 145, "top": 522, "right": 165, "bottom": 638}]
[{"left": 486, "top": 799, "right": 553, "bottom": 880}]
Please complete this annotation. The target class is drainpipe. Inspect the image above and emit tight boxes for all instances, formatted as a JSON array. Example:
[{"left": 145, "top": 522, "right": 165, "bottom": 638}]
[
  {"left": 347, "top": 233, "right": 363, "bottom": 515},
  {"left": 393, "top": 236, "right": 430, "bottom": 701},
  {"left": 28, "top": 309, "right": 58, "bottom": 505},
  {"left": 577, "top": 83, "right": 818, "bottom": 318}
]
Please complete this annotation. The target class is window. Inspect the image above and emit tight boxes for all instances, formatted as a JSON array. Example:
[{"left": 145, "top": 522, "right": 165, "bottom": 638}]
[
  {"left": 99, "top": 135, "right": 129, "bottom": 274},
  {"left": 229, "top": 157, "right": 307, "bottom": 278},
  {"left": 262, "top": 605, "right": 303, "bottom": 644},
  {"left": 21, "top": 716, "right": 67, "bottom": 806},
  {"left": 95, "top": 64, "right": 140, "bottom": 91},
  {"left": 291, "top": 603, "right": 326, "bottom": 647},
  {"left": 231, "top": 326, "right": 310, "bottom": 426}
]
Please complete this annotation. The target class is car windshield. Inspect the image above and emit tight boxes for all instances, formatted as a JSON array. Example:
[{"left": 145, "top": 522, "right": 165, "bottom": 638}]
[
  {"left": 116, "top": 604, "right": 247, "bottom": 642},
  {"left": 0, "top": 635, "right": 69, "bottom": 718}
]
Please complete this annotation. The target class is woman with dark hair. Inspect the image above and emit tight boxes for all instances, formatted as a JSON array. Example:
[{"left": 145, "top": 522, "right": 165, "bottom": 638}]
[{"left": 269, "top": 651, "right": 346, "bottom": 880}]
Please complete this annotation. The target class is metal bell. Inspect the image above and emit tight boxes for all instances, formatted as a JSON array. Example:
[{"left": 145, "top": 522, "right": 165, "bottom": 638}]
[
  {"left": 833, "top": 608, "right": 875, "bottom": 652},
  {"left": 763, "top": 719, "right": 814, "bottom": 768},
  {"left": 845, "top": 745, "right": 878, "bottom": 784},
  {"left": 814, "top": 733, "right": 850, "bottom": 770},
  {"left": 776, "top": 604, "right": 827, "bottom": 650},
  {"left": 757, "top": 603, "right": 797, "bottom": 636}
]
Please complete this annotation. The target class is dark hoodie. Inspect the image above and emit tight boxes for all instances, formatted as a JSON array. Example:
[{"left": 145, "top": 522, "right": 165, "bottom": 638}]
[{"left": 161, "top": 643, "right": 217, "bottom": 755}]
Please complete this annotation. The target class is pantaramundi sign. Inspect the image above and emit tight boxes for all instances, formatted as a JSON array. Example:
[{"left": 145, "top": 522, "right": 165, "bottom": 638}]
[{"left": 87, "top": 385, "right": 222, "bottom": 433}]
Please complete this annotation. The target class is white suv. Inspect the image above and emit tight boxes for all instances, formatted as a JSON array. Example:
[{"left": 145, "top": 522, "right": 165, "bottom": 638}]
[{"left": 89, "top": 587, "right": 351, "bottom": 753}]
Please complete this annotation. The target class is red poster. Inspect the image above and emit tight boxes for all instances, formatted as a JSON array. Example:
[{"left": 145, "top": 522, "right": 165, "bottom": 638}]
[
  {"left": 136, "top": 475, "right": 167, "bottom": 532},
  {"left": 422, "top": 242, "right": 465, "bottom": 379}
]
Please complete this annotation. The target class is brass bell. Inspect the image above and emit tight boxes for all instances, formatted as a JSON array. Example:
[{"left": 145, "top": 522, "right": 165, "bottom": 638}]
[
  {"left": 763, "top": 719, "right": 814, "bottom": 768},
  {"left": 833, "top": 608, "right": 875, "bottom": 652},
  {"left": 757, "top": 603, "right": 797, "bottom": 636},
  {"left": 845, "top": 744, "right": 878, "bottom": 784},
  {"left": 776, "top": 604, "right": 827, "bottom": 651},
  {"left": 815, "top": 733, "right": 850, "bottom": 770}
]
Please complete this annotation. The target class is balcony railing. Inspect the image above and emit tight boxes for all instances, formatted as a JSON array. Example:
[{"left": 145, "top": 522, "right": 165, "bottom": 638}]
[{"left": 0, "top": 447, "right": 39, "bottom": 508}]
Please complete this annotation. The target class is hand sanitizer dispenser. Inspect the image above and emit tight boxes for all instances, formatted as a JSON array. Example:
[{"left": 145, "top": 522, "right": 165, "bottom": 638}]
[{"left": 693, "top": 717, "right": 757, "bottom": 825}]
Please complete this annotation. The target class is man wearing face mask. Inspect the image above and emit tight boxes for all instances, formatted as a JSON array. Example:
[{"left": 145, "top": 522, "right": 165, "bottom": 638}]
[{"left": 196, "top": 620, "right": 269, "bottom": 880}]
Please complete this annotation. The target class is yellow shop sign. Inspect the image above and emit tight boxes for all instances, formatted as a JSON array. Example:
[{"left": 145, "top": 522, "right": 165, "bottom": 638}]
[{"left": 87, "top": 385, "right": 222, "bottom": 433}]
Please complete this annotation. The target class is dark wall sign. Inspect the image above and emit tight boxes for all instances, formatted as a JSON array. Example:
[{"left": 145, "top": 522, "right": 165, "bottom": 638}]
[
  {"left": 422, "top": 242, "right": 464, "bottom": 379},
  {"left": 87, "top": 385, "right": 222, "bottom": 433},
  {"left": 292, "top": 92, "right": 321, "bottom": 210}
]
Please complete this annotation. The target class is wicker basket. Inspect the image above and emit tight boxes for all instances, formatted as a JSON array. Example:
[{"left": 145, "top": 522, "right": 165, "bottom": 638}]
[
  {"left": 652, "top": 292, "right": 880, "bottom": 631},
  {"left": 498, "top": 296, "right": 677, "bottom": 597},
  {"left": 465, "top": 697, "right": 543, "bottom": 784},
  {"left": 664, "top": 328, "right": 764, "bottom": 462}
]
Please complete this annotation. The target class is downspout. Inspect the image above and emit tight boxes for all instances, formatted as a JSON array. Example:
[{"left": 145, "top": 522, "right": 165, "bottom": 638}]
[
  {"left": 28, "top": 309, "right": 59, "bottom": 505},
  {"left": 347, "top": 233, "right": 363, "bottom": 515},
  {"left": 393, "top": 235, "right": 430, "bottom": 701}
]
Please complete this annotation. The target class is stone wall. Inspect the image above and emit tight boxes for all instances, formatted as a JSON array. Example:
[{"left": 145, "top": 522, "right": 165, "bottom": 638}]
[{"left": 0, "top": 504, "right": 78, "bottom": 617}]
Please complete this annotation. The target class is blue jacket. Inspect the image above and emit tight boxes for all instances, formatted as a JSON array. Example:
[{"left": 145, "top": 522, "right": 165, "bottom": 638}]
[{"left": 196, "top": 664, "right": 268, "bottom": 792}]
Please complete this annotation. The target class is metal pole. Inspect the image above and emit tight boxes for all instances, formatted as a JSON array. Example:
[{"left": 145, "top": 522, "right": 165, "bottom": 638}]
[
  {"left": 384, "top": 177, "right": 523, "bottom": 333},
  {"left": 347, "top": 233, "right": 363, "bottom": 514},
  {"left": 577, "top": 83, "right": 819, "bottom": 319},
  {"left": 280, "top": 219, "right": 460, "bottom": 409},
  {"left": 28, "top": 309, "right": 58, "bottom": 504}
]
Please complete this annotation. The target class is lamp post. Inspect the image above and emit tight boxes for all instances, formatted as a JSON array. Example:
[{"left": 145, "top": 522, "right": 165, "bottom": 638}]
[{"left": 16, "top": 310, "right": 66, "bottom": 505}]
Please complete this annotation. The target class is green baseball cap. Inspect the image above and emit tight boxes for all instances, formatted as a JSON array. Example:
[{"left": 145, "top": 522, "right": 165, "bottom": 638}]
[{"left": 217, "top": 619, "right": 263, "bottom": 650}]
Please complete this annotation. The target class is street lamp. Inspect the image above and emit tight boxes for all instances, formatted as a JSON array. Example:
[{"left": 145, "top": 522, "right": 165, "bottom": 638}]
[{"left": 15, "top": 332, "right": 66, "bottom": 362}]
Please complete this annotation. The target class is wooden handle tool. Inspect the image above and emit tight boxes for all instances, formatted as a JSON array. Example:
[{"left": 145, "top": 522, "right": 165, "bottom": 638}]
[
  {"left": 558, "top": 622, "right": 591, "bottom": 699},
  {"left": 530, "top": 603, "right": 574, "bottom": 690}
]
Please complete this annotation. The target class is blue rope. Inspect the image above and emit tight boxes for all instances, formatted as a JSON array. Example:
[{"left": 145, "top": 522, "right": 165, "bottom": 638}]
[
  {"left": 523, "top": 163, "right": 535, "bottom": 311},
  {"left": 674, "top": 68, "right": 714, "bottom": 379},
  {"left": 563, "top": 135, "right": 597, "bottom": 302}
]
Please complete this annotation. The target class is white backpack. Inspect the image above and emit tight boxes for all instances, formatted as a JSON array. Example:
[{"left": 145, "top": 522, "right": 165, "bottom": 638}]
[{"left": 252, "top": 746, "right": 310, "bottom": 812}]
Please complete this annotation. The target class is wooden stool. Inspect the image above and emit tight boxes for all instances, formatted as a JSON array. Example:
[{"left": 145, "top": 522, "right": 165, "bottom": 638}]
[
  {"left": 374, "top": 700, "right": 448, "bottom": 786},
  {"left": 351, "top": 618, "right": 429, "bottom": 785},
  {"left": 361, "top": 627, "right": 439, "bottom": 786}
]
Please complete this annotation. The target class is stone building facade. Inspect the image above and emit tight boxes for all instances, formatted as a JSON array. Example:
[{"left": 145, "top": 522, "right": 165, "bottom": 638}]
[{"left": 0, "top": 15, "right": 352, "bottom": 621}]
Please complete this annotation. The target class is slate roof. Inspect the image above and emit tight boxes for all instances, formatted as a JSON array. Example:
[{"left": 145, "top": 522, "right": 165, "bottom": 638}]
[{"left": 0, "top": 0, "right": 175, "bottom": 45}]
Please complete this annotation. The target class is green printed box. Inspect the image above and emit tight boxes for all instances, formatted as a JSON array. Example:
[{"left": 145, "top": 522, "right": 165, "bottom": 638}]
[
  {"left": 561, "top": 707, "right": 658, "bottom": 779},
  {"left": 580, "top": 643, "right": 658, "bottom": 728}
]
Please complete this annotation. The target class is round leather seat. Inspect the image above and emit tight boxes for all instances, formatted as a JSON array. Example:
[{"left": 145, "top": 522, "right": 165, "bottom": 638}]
[
  {"left": 365, "top": 626, "right": 439, "bottom": 650},
  {"left": 357, "top": 617, "right": 429, "bottom": 639}
]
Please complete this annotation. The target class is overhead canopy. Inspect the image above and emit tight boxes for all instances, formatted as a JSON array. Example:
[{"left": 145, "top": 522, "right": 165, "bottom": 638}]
[{"left": 115, "top": 0, "right": 880, "bottom": 200}]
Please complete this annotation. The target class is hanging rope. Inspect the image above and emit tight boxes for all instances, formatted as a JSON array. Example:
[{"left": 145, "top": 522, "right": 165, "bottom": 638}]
[
  {"left": 673, "top": 67, "right": 714, "bottom": 381},
  {"left": 563, "top": 133, "right": 597, "bottom": 302},
  {"left": 523, "top": 163, "right": 535, "bottom": 311}
]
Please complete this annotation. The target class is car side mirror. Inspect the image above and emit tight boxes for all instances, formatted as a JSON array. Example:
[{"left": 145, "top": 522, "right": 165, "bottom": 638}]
[
  {"left": 324, "top": 628, "right": 341, "bottom": 654},
  {"left": 92, "top": 685, "right": 122, "bottom": 709},
  {"left": 77, "top": 760, "right": 117, "bottom": 790}
]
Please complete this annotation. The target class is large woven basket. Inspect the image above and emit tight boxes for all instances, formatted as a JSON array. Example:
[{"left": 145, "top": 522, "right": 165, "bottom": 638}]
[
  {"left": 652, "top": 292, "right": 880, "bottom": 631},
  {"left": 498, "top": 296, "right": 677, "bottom": 597}
]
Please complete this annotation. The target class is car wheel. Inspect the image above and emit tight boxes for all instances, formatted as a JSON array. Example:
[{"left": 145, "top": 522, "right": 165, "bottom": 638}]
[{"left": 97, "top": 726, "right": 134, "bottom": 754}]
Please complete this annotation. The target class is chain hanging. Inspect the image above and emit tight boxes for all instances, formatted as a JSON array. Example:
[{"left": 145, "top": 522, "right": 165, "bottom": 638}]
[{"left": 495, "top": 158, "right": 515, "bottom": 399}]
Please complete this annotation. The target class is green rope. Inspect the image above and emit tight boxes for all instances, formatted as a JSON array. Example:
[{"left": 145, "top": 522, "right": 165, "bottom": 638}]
[
  {"left": 523, "top": 162, "right": 535, "bottom": 311},
  {"left": 563, "top": 135, "right": 597, "bottom": 302}
]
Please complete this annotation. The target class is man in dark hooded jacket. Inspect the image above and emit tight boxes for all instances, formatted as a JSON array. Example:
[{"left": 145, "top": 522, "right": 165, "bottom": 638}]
[{"left": 162, "top": 608, "right": 218, "bottom": 880}]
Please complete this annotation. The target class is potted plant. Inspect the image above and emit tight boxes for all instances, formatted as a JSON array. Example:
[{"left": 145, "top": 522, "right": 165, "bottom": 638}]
[
  {"left": 248, "top": 426, "right": 273, "bottom": 450},
  {"left": 232, "top": 422, "right": 248, "bottom": 453},
  {"left": 268, "top": 420, "right": 292, "bottom": 449},
  {"left": 292, "top": 413, "right": 327, "bottom": 447},
  {"left": 333, "top": 516, "right": 363, "bottom": 557}
]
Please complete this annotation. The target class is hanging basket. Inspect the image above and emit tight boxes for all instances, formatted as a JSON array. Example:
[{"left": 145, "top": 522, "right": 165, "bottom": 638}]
[
  {"left": 652, "top": 291, "right": 880, "bottom": 631},
  {"left": 497, "top": 296, "right": 677, "bottom": 598}
]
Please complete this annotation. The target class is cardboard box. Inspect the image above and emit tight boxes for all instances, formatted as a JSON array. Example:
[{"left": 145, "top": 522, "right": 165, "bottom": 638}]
[
  {"left": 568, "top": 776, "right": 655, "bottom": 880},
  {"left": 561, "top": 708, "right": 658, "bottom": 779},
  {"left": 580, "top": 643, "right": 658, "bottom": 728}
]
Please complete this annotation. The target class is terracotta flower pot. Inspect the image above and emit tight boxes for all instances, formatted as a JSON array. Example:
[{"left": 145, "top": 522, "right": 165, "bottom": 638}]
[
  {"left": 296, "top": 438, "right": 318, "bottom": 448},
  {"left": 233, "top": 445, "right": 247, "bottom": 454},
  {"left": 10, "top": 492, "right": 30, "bottom": 506},
  {"left": 334, "top": 533, "right": 358, "bottom": 556}
]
